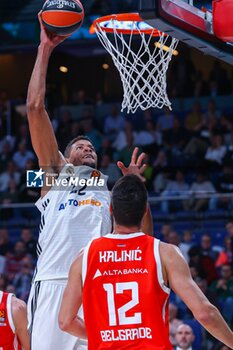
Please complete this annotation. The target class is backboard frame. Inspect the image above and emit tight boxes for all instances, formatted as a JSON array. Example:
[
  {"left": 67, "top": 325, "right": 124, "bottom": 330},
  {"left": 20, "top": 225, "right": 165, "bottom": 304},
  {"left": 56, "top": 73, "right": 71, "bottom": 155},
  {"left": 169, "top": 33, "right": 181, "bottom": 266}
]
[{"left": 139, "top": 0, "right": 233, "bottom": 65}]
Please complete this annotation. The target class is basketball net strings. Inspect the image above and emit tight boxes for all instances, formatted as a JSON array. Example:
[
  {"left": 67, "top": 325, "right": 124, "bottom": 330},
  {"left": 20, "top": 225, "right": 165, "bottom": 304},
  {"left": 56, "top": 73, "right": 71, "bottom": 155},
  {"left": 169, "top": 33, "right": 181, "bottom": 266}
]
[{"left": 95, "top": 20, "right": 178, "bottom": 113}]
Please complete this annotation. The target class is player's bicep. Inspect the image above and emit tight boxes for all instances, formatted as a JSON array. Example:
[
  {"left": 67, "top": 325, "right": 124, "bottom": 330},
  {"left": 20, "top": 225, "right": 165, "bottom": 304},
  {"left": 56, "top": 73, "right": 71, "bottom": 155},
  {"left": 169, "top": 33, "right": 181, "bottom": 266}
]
[{"left": 27, "top": 108, "right": 61, "bottom": 167}]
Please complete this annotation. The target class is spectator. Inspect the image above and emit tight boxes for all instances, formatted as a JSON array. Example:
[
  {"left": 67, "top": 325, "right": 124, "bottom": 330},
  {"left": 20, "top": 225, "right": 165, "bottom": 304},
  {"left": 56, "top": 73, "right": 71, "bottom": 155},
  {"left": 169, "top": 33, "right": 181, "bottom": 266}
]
[
  {"left": 56, "top": 110, "right": 73, "bottom": 153},
  {"left": 185, "top": 102, "right": 203, "bottom": 132},
  {"left": 72, "top": 89, "right": 93, "bottom": 105},
  {"left": 184, "top": 172, "right": 216, "bottom": 211},
  {"left": 200, "top": 234, "right": 220, "bottom": 261},
  {"left": 209, "top": 264, "right": 233, "bottom": 325},
  {"left": 116, "top": 128, "right": 140, "bottom": 167},
  {"left": 82, "top": 118, "right": 102, "bottom": 154},
  {"left": 156, "top": 106, "right": 174, "bottom": 131},
  {"left": 167, "top": 231, "right": 180, "bottom": 247},
  {"left": 100, "top": 138, "right": 114, "bottom": 158},
  {"left": 112, "top": 121, "right": 137, "bottom": 152},
  {"left": 225, "top": 221, "right": 233, "bottom": 237},
  {"left": 12, "top": 141, "right": 35, "bottom": 171},
  {"left": 0, "top": 274, "right": 8, "bottom": 291},
  {"left": 209, "top": 163, "right": 233, "bottom": 210},
  {"left": 0, "top": 179, "right": 20, "bottom": 205},
  {"left": 95, "top": 91, "right": 104, "bottom": 106},
  {"left": 153, "top": 167, "right": 171, "bottom": 194},
  {"left": 0, "top": 228, "right": 12, "bottom": 256},
  {"left": 194, "top": 70, "right": 210, "bottom": 97},
  {"left": 6, "top": 241, "right": 28, "bottom": 281},
  {"left": 224, "top": 130, "right": 233, "bottom": 161},
  {"left": 14, "top": 123, "right": 32, "bottom": 150},
  {"left": 161, "top": 170, "right": 189, "bottom": 213},
  {"left": 179, "top": 230, "right": 194, "bottom": 262},
  {"left": 225, "top": 221, "right": 233, "bottom": 254},
  {"left": 0, "top": 161, "right": 21, "bottom": 192},
  {"left": 104, "top": 105, "right": 125, "bottom": 141},
  {"left": 20, "top": 228, "right": 37, "bottom": 259},
  {"left": 136, "top": 120, "right": 162, "bottom": 153},
  {"left": 153, "top": 149, "right": 168, "bottom": 171},
  {"left": 174, "top": 324, "right": 195, "bottom": 350},
  {"left": 0, "top": 254, "right": 6, "bottom": 274},
  {"left": 99, "top": 154, "right": 121, "bottom": 189},
  {"left": 215, "top": 237, "right": 233, "bottom": 268},
  {"left": 0, "top": 140, "right": 12, "bottom": 173},
  {"left": 188, "top": 246, "right": 218, "bottom": 285},
  {"left": 69, "top": 120, "right": 81, "bottom": 140},
  {"left": 13, "top": 256, "right": 33, "bottom": 301},
  {"left": 160, "top": 223, "right": 173, "bottom": 242},
  {"left": 163, "top": 117, "right": 188, "bottom": 154},
  {"left": 203, "top": 99, "right": 222, "bottom": 122},
  {"left": 208, "top": 62, "right": 231, "bottom": 96},
  {"left": 205, "top": 134, "right": 226, "bottom": 167},
  {"left": 169, "top": 303, "right": 183, "bottom": 347}
]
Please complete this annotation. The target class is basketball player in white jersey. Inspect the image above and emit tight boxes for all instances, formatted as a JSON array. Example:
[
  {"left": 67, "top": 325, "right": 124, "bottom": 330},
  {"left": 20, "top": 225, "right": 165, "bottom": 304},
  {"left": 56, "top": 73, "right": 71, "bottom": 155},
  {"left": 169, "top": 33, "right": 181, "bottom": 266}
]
[{"left": 26, "top": 12, "right": 153, "bottom": 350}]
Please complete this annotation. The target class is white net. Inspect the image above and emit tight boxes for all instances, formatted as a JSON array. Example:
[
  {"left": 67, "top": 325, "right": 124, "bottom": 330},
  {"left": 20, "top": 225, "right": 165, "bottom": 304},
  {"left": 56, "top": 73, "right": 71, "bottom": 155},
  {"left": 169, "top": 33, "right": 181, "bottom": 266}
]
[{"left": 94, "top": 17, "right": 179, "bottom": 114}]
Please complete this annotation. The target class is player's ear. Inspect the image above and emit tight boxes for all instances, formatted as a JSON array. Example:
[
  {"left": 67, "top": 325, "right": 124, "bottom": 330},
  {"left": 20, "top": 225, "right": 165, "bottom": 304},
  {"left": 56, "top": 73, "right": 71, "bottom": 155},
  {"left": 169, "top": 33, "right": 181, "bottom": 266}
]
[
  {"left": 144, "top": 203, "right": 149, "bottom": 216},
  {"left": 109, "top": 203, "right": 113, "bottom": 215}
]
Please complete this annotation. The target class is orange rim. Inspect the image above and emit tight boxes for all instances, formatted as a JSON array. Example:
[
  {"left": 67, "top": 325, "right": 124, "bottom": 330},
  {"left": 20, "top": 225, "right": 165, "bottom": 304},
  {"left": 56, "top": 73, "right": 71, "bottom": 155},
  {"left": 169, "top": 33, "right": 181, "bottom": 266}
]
[{"left": 89, "top": 13, "right": 162, "bottom": 36}]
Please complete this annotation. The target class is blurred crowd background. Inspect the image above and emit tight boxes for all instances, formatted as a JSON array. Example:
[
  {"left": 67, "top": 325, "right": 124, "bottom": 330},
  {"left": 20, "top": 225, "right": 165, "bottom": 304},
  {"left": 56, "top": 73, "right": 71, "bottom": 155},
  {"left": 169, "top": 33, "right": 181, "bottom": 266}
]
[{"left": 0, "top": 1, "right": 233, "bottom": 349}]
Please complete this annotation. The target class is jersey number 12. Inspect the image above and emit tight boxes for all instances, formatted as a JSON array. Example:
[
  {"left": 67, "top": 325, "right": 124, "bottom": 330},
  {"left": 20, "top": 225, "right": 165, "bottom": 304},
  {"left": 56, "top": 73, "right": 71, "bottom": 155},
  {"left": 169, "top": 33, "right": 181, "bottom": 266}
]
[{"left": 103, "top": 281, "right": 142, "bottom": 326}]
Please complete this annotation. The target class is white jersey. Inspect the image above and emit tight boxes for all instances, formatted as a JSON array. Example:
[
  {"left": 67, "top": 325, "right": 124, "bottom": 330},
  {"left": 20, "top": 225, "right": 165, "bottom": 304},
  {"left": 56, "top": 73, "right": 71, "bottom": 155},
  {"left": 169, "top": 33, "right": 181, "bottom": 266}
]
[{"left": 34, "top": 164, "right": 111, "bottom": 281}]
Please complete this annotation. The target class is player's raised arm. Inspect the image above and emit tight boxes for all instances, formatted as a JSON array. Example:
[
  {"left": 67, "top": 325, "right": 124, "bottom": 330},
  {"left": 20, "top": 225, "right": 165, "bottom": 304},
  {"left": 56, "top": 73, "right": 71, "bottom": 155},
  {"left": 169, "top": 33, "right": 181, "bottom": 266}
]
[
  {"left": 161, "top": 243, "right": 233, "bottom": 348},
  {"left": 12, "top": 297, "right": 30, "bottom": 350},
  {"left": 117, "top": 147, "right": 153, "bottom": 236},
  {"left": 26, "top": 12, "right": 67, "bottom": 169}
]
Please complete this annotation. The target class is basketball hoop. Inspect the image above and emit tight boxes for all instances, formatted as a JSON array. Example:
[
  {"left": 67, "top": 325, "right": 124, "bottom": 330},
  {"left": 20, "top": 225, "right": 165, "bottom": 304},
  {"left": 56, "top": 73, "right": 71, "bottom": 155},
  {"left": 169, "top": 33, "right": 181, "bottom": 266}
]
[{"left": 90, "top": 13, "right": 179, "bottom": 114}]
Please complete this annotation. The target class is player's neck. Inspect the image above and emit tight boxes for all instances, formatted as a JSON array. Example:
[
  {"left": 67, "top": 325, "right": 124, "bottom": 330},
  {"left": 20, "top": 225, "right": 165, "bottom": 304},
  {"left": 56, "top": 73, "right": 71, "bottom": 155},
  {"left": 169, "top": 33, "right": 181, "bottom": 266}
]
[{"left": 113, "top": 223, "right": 142, "bottom": 235}]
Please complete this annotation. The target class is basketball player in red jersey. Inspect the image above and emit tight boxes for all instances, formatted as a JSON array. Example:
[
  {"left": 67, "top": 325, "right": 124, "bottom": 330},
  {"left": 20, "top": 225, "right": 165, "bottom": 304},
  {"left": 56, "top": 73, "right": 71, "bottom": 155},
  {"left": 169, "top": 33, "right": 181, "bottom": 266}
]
[
  {"left": 0, "top": 291, "right": 30, "bottom": 350},
  {"left": 59, "top": 175, "right": 233, "bottom": 349}
]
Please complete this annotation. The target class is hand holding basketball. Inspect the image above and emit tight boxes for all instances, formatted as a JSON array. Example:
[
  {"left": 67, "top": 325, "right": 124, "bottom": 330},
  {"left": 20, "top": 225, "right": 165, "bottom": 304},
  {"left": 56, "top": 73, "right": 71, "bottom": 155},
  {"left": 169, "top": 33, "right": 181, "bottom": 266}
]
[
  {"left": 41, "top": 0, "right": 84, "bottom": 36},
  {"left": 38, "top": 11, "right": 69, "bottom": 48}
]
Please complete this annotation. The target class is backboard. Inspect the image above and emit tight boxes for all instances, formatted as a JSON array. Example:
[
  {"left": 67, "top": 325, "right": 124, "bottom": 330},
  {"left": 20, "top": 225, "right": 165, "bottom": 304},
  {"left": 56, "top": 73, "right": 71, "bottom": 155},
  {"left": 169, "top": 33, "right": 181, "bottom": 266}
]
[{"left": 139, "top": 0, "right": 233, "bottom": 65}]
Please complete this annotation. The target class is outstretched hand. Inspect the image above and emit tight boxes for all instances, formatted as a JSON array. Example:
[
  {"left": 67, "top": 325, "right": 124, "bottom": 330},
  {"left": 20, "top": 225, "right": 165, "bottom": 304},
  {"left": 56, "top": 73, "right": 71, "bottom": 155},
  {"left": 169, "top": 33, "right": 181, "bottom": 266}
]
[
  {"left": 117, "top": 147, "right": 147, "bottom": 182},
  {"left": 38, "top": 11, "right": 70, "bottom": 49}
]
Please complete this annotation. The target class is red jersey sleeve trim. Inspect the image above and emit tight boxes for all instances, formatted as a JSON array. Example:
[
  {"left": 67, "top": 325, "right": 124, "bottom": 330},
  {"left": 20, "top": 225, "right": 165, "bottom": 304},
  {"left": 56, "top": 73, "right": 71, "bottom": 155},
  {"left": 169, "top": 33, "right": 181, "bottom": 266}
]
[
  {"left": 0, "top": 291, "right": 3, "bottom": 303},
  {"left": 154, "top": 239, "right": 170, "bottom": 294},
  {"left": 82, "top": 240, "right": 92, "bottom": 285},
  {"left": 7, "top": 293, "right": 15, "bottom": 333}
]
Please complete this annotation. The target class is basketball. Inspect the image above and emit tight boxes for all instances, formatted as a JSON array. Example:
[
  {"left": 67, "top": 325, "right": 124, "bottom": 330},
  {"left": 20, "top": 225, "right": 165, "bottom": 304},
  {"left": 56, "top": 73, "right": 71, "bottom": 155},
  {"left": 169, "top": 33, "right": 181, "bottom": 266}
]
[{"left": 41, "top": 0, "right": 84, "bottom": 36}]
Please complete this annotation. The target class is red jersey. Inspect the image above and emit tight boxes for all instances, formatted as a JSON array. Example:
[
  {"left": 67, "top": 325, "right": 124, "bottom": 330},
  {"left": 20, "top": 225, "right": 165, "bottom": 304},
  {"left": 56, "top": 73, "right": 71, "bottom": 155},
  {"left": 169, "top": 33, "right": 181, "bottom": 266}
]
[
  {"left": 0, "top": 292, "right": 21, "bottom": 350},
  {"left": 82, "top": 232, "right": 172, "bottom": 350}
]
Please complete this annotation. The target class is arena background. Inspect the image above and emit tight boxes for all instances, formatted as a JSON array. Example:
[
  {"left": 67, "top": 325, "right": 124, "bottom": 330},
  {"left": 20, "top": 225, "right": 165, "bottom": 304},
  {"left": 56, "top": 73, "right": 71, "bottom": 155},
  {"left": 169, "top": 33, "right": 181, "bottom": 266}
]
[{"left": 0, "top": 1, "right": 233, "bottom": 349}]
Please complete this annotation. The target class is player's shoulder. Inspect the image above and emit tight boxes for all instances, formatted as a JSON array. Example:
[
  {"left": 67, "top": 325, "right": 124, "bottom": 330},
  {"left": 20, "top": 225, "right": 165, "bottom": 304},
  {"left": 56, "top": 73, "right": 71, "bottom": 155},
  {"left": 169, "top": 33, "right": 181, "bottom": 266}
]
[
  {"left": 11, "top": 296, "right": 27, "bottom": 316},
  {"left": 159, "top": 240, "right": 181, "bottom": 258}
]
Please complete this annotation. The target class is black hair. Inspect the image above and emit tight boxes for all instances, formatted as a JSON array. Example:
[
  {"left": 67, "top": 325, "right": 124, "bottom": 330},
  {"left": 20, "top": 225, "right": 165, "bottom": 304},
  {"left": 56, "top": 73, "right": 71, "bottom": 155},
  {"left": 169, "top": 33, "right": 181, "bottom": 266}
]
[
  {"left": 64, "top": 135, "right": 94, "bottom": 158},
  {"left": 111, "top": 175, "right": 147, "bottom": 227}
]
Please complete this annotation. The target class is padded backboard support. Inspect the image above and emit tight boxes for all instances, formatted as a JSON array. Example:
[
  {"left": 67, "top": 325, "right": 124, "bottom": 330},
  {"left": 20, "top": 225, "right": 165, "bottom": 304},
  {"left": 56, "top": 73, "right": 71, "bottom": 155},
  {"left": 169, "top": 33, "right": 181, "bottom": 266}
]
[{"left": 139, "top": 0, "right": 233, "bottom": 65}]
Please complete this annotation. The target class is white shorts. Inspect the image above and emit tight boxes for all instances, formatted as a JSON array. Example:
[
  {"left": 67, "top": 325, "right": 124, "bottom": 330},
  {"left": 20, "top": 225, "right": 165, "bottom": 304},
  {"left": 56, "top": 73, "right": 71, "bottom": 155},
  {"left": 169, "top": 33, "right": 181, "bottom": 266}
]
[{"left": 27, "top": 279, "right": 87, "bottom": 350}]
